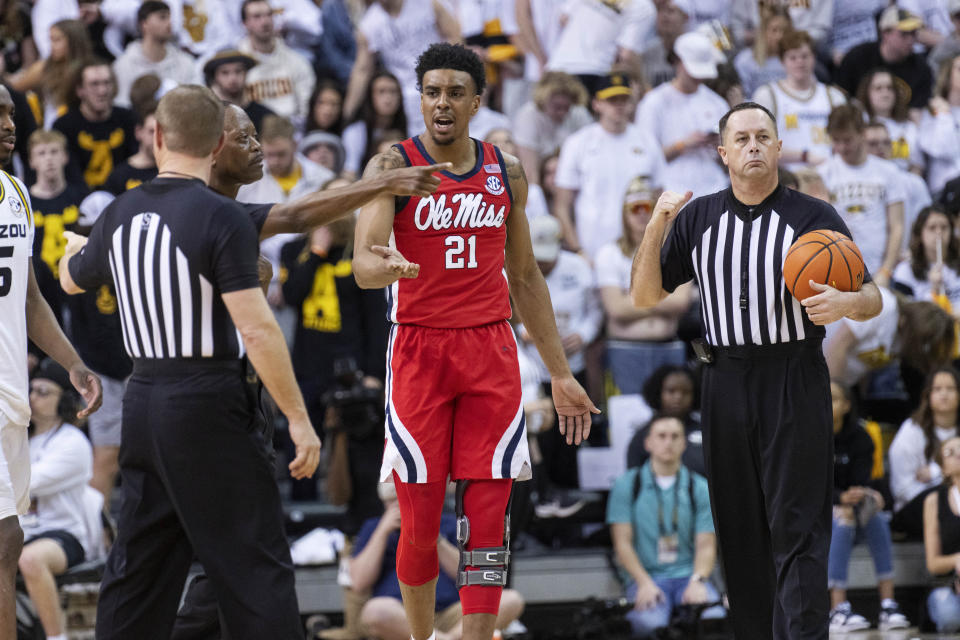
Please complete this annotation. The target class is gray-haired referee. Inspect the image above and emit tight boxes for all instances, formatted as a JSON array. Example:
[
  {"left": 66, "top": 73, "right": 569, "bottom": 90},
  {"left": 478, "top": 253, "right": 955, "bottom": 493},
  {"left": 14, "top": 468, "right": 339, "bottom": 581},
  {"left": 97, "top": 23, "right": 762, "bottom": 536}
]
[
  {"left": 632, "top": 103, "right": 883, "bottom": 639},
  {"left": 59, "top": 86, "right": 320, "bottom": 640}
]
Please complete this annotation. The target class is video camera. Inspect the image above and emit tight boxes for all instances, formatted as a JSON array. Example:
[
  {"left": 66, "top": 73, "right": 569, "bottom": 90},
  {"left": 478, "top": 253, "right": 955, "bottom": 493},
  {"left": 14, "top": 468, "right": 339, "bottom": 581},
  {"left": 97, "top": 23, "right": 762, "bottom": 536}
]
[{"left": 321, "top": 357, "right": 383, "bottom": 439}]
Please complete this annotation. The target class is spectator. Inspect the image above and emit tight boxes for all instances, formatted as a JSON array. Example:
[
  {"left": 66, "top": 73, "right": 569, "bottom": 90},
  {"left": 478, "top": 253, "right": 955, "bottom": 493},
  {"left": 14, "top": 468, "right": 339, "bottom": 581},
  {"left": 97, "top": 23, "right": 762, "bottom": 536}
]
[
  {"left": 863, "top": 121, "right": 931, "bottom": 254},
  {"left": 514, "top": 0, "right": 564, "bottom": 85},
  {"left": 112, "top": 1, "right": 200, "bottom": 109},
  {"left": 827, "top": 381, "right": 910, "bottom": 633},
  {"left": 305, "top": 78, "right": 345, "bottom": 135},
  {"left": 923, "top": 434, "right": 960, "bottom": 633},
  {"left": 311, "top": 0, "right": 355, "bottom": 85},
  {"left": 351, "top": 479, "right": 525, "bottom": 640},
  {"left": 1, "top": 19, "right": 91, "bottom": 129},
  {"left": 900, "top": 0, "right": 953, "bottom": 49},
  {"left": 512, "top": 71, "right": 591, "bottom": 185},
  {"left": 341, "top": 71, "right": 406, "bottom": 179},
  {"left": 238, "top": 0, "right": 315, "bottom": 130},
  {"left": 919, "top": 54, "right": 960, "bottom": 197},
  {"left": 299, "top": 131, "right": 344, "bottom": 175},
  {"left": 828, "top": 0, "right": 888, "bottom": 66},
  {"left": 836, "top": 7, "right": 933, "bottom": 113},
  {"left": 890, "top": 366, "right": 960, "bottom": 539},
  {"left": 203, "top": 49, "right": 274, "bottom": 135},
  {"left": 929, "top": 0, "right": 960, "bottom": 76},
  {"left": 856, "top": 69, "right": 924, "bottom": 174},
  {"left": 52, "top": 58, "right": 138, "bottom": 189},
  {"left": 638, "top": 0, "right": 691, "bottom": 89},
  {"left": 752, "top": 29, "right": 847, "bottom": 170},
  {"left": 344, "top": 0, "right": 460, "bottom": 134},
  {"left": 894, "top": 206, "right": 960, "bottom": 314},
  {"left": 20, "top": 359, "right": 102, "bottom": 640},
  {"left": 101, "top": 106, "right": 158, "bottom": 195},
  {"left": 732, "top": 5, "right": 788, "bottom": 98},
  {"left": 607, "top": 416, "right": 724, "bottom": 639},
  {"left": 635, "top": 31, "right": 729, "bottom": 198},
  {"left": 0, "top": 0, "right": 35, "bottom": 76},
  {"left": 555, "top": 73, "right": 666, "bottom": 258},
  {"left": 625, "top": 365, "right": 705, "bottom": 478},
  {"left": 545, "top": 0, "right": 655, "bottom": 96},
  {"left": 595, "top": 176, "right": 691, "bottom": 395},
  {"left": 819, "top": 104, "right": 904, "bottom": 283},
  {"left": 731, "top": 0, "right": 832, "bottom": 49},
  {"left": 539, "top": 151, "right": 560, "bottom": 216}
]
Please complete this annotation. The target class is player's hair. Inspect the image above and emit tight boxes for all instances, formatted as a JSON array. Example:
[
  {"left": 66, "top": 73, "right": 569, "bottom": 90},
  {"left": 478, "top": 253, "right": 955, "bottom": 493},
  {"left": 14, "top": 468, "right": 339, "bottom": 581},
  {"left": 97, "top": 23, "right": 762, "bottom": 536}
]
[
  {"left": 532, "top": 72, "right": 588, "bottom": 112},
  {"left": 856, "top": 69, "right": 910, "bottom": 122},
  {"left": 415, "top": 43, "right": 486, "bottom": 96},
  {"left": 778, "top": 29, "right": 814, "bottom": 59},
  {"left": 908, "top": 205, "right": 960, "bottom": 279},
  {"left": 826, "top": 103, "right": 865, "bottom": 135},
  {"left": 259, "top": 114, "right": 296, "bottom": 142},
  {"left": 155, "top": 85, "right": 225, "bottom": 157},
  {"left": 27, "top": 129, "right": 67, "bottom": 155},
  {"left": 913, "top": 366, "right": 960, "bottom": 463},
  {"left": 137, "top": 0, "right": 170, "bottom": 26},
  {"left": 718, "top": 101, "right": 778, "bottom": 141},
  {"left": 240, "top": 0, "right": 269, "bottom": 23}
]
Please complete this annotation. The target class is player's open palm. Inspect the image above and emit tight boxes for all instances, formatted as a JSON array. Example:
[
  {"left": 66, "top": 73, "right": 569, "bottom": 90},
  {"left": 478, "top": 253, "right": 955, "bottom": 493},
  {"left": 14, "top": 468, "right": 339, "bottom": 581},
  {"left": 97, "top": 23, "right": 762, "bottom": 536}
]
[
  {"left": 370, "top": 245, "right": 420, "bottom": 281},
  {"left": 384, "top": 163, "right": 453, "bottom": 197},
  {"left": 288, "top": 417, "right": 321, "bottom": 480},
  {"left": 551, "top": 375, "right": 600, "bottom": 446}
]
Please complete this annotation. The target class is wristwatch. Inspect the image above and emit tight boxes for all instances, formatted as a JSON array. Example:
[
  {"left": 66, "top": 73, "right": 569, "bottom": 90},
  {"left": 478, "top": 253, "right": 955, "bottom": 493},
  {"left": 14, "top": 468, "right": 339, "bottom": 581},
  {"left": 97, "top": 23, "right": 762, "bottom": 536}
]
[{"left": 690, "top": 574, "right": 706, "bottom": 584}]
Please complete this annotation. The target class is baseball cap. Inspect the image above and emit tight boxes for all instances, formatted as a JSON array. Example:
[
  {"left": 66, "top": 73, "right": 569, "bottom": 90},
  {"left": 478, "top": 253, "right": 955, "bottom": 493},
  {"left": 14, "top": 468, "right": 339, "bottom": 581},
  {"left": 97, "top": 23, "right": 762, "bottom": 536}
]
[
  {"left": 78, "top": 191, "right": 116, "bottom": 227},
  {"left": 594, "top": 73, "right": 632, "bottom": 101},
  {"left": 878, "top": 6, "right": 923, "bottom": 32},
  {"left": 203, "top": 49, "right": 258, "bottom": 85},
  {"left": 32, "top": 358, "right": 72, "bottom": 392},
  {"left": 674, "top": 31, "right": 723, "bottom": 80},
  {"left": 530, "top": 215, "right": 561, "bottom": 263}
]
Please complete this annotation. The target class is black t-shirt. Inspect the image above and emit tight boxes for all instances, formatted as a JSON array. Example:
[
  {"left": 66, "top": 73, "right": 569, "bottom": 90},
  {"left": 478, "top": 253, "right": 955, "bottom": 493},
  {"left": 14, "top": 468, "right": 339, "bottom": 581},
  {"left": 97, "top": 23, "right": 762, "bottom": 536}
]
[
  {"left": 29, "top": 183, "right": 88, "bottom": 277},
  {"left": 52, "top": 107, "right": 139, "bottom": 189},
  {"left": 836, "top": 42, "right": 932, "bottom": 109},
  {"left": 833, "top": 421, "right": 874, "bottom": 502},
  {"left": 67, "top": 283, "right": 133, "bottom": 380},
  {"left": 244, "top": 101, "right": 275, "bottom": 135},
  {"left": 237, "top": 201, "right": 272, "bottom": 237},
  {"left": 102, "top": 163, "right": 158, "bottom": 195},
  {"left": 69, "top": 177, "right": 260, "bottom": 361}
]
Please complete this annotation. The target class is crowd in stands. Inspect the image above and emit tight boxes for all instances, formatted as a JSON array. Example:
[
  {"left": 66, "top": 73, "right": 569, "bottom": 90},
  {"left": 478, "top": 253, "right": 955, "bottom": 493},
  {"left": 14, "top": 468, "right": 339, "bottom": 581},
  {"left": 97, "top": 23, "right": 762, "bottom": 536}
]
[{"left": 11, "top": 0, "right": 960, "bottom": 637}]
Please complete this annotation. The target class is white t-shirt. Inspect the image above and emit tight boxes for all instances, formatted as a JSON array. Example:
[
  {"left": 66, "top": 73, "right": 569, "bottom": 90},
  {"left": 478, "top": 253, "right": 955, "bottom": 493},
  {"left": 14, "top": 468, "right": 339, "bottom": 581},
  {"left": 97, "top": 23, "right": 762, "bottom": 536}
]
[
  {"left": 458, "top": 0, "right": 517, "bottom": 38},
  {"left": 827, "top": 285, "right": 899, "bottom": 387},
  {"left": 635, "top": 82, "right": 729, "bottom": 198},
  {"left": 897, "top": 169, "right": 933, "bottom": 253},
  {"left": 918, "top": 107, "right": 960, "bottom": 195},
  {"left": 817, "top": 155, "right": 905, "bottom": 275},
  {"left": 752, "top": 81, "right": 846, "bottom": 170},
  {"left": 830, "top": 0, "right": 888, "bottom": 58},
  {"left": 341, "top": 121, "right": 370, "bottom": 176},
  {"left": 470, "top": 106, "right": 511, "bottom": 141},
  {"left": 546, "top": 0, "right": 656, "bottom": 76},
  {"left": 239, "top": 37, "right": 316, "bottom": 130},
  {"left": 733, "top": 49, "right": 785, "bottom": 99},
  {"left": 113, "top": 42, "right": 202, "bottom": 108},
  {"left": 520, "top": 0, "right": 564, "bottom": 81},
  {"left": 894, "top": 260, "right": 960, "bottom": 310},
  {"left": 900, "top": 0, "right": 952, "bottom": 40},
  {"left": 684, "top": 0, "right": 731, "bottom": 31},
  {"left": 595, "top": 241, "right": 632, "bottom": 291},
  {"left": 879, "top": 117, "right": 924, "bottom": 173},
  {"left": 0, "top": 173, "right": 34, "bottom": 427},
  {"left": 360, "top": 1, "right": 447, "bottom": 136},
  {"left": 513, "top": 101, "right": 594, "bottom": 158},
  {"left": 555, "top": 122, "right": 666, "bottom": 259},
  {"left": 888, "top": 417, "right": 954, "bottom": 512}
]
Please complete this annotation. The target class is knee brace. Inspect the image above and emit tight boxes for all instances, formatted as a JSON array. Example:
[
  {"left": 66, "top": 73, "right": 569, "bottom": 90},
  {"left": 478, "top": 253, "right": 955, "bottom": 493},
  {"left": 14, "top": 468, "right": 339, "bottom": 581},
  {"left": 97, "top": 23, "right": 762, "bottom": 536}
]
[
  {"left": 394, "top": 474, "right": 447, "bottom": 586},
  {"left": 456, "top": 479, "right": 514, "bottom": 616}
]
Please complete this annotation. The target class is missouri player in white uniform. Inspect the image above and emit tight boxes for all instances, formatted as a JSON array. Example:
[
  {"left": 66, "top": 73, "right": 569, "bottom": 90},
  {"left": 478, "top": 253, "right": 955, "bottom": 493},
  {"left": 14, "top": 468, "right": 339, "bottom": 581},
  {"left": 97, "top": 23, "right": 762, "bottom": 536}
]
[{"left": 0, "top": 85, "right": 101, "bottom": 639}]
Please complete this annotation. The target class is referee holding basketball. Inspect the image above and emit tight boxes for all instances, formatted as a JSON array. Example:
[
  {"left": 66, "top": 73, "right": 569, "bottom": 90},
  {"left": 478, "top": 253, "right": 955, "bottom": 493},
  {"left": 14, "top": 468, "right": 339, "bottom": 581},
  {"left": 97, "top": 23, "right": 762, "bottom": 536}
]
[
  {"left": 632, "top": 102, "right": 882, "bottom": 640},
  {"left": 59, "top": 86, "right": 318, "bottom": 640}
]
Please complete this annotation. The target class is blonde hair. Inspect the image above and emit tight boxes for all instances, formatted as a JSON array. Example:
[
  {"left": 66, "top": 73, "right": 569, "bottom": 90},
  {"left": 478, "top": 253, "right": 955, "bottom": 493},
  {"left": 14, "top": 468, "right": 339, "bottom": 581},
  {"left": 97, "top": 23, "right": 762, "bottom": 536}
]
[
  {"left": 532, "top": 72, "right": 588, "bottom": 112},
  {"left": 260, "top": 114, "right": 296, "bottom": 143},
  {"left": 752, "top": 6, "right": 791, "bottom": 64},
  {"left": 155, "top": 85, "right": 224, "bottom": 157},
  {"left": 616, "top": 176, "right": 660, "bottom": 257},
  {"left": 27, "top": 129, "right": 67, "bottom": 155}
]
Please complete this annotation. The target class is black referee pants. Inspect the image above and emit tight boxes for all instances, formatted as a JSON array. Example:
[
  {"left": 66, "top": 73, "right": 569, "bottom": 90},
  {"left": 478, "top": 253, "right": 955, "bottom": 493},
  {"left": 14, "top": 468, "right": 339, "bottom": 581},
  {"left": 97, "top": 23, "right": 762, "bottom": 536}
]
[
  {"left": 95, "top": 362, "right": 303, "bottom": 640},
  {"left": 700, "top": 340, "right": 833, "bottom": 640}
]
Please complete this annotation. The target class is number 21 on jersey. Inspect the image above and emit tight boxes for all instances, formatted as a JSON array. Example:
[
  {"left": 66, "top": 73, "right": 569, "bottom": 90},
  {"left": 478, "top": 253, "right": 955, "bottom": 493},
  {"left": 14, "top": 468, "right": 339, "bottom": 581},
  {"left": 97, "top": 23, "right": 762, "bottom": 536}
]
[{"left": 445, "top": 234, "right": 477, "bottom": 269}]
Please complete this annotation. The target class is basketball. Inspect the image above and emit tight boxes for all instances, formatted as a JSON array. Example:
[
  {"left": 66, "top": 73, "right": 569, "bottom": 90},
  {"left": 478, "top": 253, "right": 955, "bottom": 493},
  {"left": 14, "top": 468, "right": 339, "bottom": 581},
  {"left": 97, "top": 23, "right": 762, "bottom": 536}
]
[{"left": 782, "top": 229, "right": 865, "bottom": 302}]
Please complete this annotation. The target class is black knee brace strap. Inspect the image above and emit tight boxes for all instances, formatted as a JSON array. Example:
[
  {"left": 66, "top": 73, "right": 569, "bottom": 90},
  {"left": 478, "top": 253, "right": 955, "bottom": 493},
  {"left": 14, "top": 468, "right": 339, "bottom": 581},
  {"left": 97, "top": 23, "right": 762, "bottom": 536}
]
[{"left": 455, "top": 479, "right": 513, "bottom": 587}]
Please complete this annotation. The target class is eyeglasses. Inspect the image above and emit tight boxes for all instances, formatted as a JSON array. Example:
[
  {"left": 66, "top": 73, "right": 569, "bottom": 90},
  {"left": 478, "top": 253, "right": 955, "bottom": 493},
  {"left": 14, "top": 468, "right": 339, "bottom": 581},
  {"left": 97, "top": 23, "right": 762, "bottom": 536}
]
[
  {"left": 29, "top": 386, "right": 60, "bottom": 397},
  {"left": 627, "top": 201, "right": 654, "bottom": 216}
]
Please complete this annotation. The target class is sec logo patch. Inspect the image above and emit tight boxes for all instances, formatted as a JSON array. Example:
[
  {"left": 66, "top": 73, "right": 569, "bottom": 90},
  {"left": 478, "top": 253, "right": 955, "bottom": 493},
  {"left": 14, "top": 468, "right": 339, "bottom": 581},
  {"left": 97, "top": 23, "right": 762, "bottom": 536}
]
[
  {"left": 485, "top": 175, "right": 505, "bottom": 196},
  {"left": 7, "top": 197, "right": 22, "bottom": 217}
]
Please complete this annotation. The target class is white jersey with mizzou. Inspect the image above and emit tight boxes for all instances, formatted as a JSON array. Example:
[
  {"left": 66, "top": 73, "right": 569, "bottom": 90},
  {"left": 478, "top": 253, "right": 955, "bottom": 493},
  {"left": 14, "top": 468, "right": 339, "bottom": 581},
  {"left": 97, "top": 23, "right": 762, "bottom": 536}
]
[
  {"left": 754, "top": 81, "right": 845, "bottom": 171},
  {"left": 0, "top": 172, "right": 35, "bottom": 426}
]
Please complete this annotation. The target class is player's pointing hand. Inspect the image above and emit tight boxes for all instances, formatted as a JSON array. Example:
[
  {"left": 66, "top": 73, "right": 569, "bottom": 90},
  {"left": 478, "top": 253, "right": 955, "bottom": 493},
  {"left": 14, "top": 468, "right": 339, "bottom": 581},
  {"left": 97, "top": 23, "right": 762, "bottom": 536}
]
[
  {"left": 382, "top": 163, "right": 454, "bottom": 197},
  {"left": 371, "top": 245, "right": 420, "bottom": 280}
]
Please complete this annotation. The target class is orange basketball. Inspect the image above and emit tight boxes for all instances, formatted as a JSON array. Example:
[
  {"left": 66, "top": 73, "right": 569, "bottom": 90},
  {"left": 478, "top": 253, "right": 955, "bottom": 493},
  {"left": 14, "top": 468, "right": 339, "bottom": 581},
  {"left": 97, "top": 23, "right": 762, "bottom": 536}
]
[{"left": 782, "top": 229, "right": 865, "bottom": 301}]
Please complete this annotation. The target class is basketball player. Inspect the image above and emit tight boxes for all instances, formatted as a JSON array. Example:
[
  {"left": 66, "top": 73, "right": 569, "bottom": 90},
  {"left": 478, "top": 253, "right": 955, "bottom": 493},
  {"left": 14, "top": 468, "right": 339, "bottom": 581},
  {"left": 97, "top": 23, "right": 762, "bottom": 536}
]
[
  {"left": 354, "top": 44, "right": 598, "bottom": 640},
  {"left": 0, "top": 85, "right": 102, "bottom": 639}
]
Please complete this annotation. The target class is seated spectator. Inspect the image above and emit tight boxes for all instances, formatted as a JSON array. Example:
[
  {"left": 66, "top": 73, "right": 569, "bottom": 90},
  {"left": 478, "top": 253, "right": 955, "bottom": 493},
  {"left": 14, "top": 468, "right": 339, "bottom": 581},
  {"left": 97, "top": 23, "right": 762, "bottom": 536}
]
[
  {"left": 595, "top": 176, "right": 691, "bottom": 395},
  {"left": 625, "top": 365, "right": 705, "bottom": 477},
  {"left": 732, "top": 5, "right": 788, "bottom": 98},
  {"left": 299, "top": 131, "right": 345, "bottom": 175},
  {"left": 203, "top": 49, "right": 275, "bottom": 135},
  {"left": 342, "top": 71, "right": 406, "bottom": 179},
  {"left": 638, "top": 0, "right": 690, "bottom": 89},
  {"left": 923, "top": 435, "right": 960, "bottom": 633},
  {"left": 890, "top": 367, "right": 960, "bottom": 539},
  {"left": 512, "top": 71, "right": 592, "bottom": 185},
  {"left": 929, "top": 1, "right": 960, "bottom": 76},
  {"left": 829, "top": 0, "right": 888, "bottom": 66},
  {"left": 607, "top": 416, "right": 724, "bottom": 639},
  {"left": 752, "top": 29, "right": 847, "bottom": 170},
  {"left": 20, "top": 359, "right": 102, "bottom": 640},
  {"left": 827, "top": 381, "right": 910, "bottom": 632},
  {"left": 351, "top": 480, "right": 525, "bottom": 640},
  {"left": 894, "top": 206, "right": 960, "bottom": 315},
  {"left": 919, "top": 54, "right": 960, "bottom": 197},
  {"left": 305, "top": 78, "right": 346, "bottom": 135},
  {"left": 857, "top": 69, "right": 924, "bottom": 175}
]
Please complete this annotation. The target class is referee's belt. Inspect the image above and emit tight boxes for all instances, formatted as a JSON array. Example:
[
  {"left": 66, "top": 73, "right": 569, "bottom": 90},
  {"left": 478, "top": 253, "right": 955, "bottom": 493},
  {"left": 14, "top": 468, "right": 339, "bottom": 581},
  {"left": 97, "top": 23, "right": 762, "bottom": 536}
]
[
  {"left": 132, "top": 358, "right": 245, "bottom": 377},
  {"left": 692, "top": 338, "right": 822, "bottom": 363}
]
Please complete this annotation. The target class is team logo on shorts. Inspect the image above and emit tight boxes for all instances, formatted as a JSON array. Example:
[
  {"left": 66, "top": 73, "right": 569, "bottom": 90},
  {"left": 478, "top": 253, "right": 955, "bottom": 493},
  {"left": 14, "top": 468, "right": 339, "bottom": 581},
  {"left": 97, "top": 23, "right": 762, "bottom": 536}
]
[
  {"left": 7, "top": 197, "right": 22, "bottom": 216},
  {"left": 485, "top": 176, "right": 505, "bottom": 196}
]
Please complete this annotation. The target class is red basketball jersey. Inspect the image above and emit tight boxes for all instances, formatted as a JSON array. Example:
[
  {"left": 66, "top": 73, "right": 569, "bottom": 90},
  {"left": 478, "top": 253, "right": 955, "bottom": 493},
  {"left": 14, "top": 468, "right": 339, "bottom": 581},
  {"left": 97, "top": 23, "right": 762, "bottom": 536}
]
[{"left": 387, "top": 137, "right": 513, "bottom": 328}]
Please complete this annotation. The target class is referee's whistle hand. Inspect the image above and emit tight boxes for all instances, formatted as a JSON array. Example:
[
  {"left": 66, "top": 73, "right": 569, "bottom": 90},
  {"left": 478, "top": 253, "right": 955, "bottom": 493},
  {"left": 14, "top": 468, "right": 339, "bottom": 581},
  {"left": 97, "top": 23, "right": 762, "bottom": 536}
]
[
  {"left": 551, "top": 376, "right": 601, "bottom": 446},
  {"left": 288, "top": 418, "right": 321, "bottom": 479},
  {"left": 800, "top": 280, "right": 850, "bottom": 325},
  {"left": 653, "top": 190, "right": 693, "bottom": 222}
]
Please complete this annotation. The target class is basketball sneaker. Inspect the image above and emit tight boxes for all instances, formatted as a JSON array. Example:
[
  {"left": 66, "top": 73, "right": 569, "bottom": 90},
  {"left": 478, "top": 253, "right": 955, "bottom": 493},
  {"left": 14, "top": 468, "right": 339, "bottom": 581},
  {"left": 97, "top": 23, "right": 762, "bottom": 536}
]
[
  {"left": 878, "top": 602, "right": 910, "bottom": 630},
  {"left": 829, "top": 602, "right": 870, "bottom": 632}
]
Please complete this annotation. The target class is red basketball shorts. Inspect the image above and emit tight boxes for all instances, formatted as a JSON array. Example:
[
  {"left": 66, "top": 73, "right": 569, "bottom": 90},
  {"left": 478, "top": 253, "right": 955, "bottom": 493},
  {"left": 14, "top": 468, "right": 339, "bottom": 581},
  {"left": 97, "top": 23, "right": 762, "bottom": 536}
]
[{"left": 379, "top": 320, "right": 531, "bottom": 484}]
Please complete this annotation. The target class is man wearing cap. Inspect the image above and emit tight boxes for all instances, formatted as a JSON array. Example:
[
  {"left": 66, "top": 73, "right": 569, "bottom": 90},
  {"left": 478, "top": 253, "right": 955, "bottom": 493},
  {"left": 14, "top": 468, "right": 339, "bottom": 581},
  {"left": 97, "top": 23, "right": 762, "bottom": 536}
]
[
  {"left": 204, "top": 49, "right": 275, "bottom": 135},
  {"left": 836, "top": 7, "right": 933, "bottom": 113},
  {"left": 638, "top": 0, "right": 692, "bottom": 88},
  {"left": 300, "top": 131, "right": 345, "bottom": 175},
  {"left": 112, "top": 1, "right": 202, "bottom": 109},
  {"left": 554, "top": 73, "right": 666, "bottom": 259},
  {"left": 636, "top": 30, "right": 730, "bottom": 198}
]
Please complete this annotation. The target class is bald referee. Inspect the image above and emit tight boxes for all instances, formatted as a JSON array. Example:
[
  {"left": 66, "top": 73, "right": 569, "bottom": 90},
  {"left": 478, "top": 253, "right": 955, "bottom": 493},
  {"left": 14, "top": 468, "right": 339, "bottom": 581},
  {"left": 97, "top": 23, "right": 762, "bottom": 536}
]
[
  {"left": 632, "top": 102, "right": 883, "bottom": 640},
  {"left": 59, "top": 86, "right": 318, "bottom": 640}
]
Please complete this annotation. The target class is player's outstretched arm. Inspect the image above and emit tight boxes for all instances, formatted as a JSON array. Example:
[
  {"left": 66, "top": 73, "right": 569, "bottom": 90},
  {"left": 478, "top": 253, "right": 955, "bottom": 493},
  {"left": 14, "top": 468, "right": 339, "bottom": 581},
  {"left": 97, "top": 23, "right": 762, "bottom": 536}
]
[
  {"left": 630, "top": 190, "right": 691, "bottom": 309},
  {"left": 26, "top": 261, "right": 102, "bottom": 418},
  {"left": 259, "top": 161, "right": 452, "bottom": 240},
  {"left": 502, "top": 153, "right": 599, "bottom": 445},
  {"left": 801, "top": 280, "right": 882, "bottom": 325},
  {"left": 354, "top": 149, "right": 421, "bottom": 289}
]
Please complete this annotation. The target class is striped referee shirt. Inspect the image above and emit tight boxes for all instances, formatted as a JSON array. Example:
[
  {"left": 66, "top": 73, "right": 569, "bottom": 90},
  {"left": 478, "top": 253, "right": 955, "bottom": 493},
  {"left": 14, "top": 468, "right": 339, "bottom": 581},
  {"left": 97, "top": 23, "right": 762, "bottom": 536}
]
[
  {"left": 68, "top": 177, "right": 261, "bottom": 361},
  {"left": 660, "top": 185, "right": 870, "bottom": 347}
]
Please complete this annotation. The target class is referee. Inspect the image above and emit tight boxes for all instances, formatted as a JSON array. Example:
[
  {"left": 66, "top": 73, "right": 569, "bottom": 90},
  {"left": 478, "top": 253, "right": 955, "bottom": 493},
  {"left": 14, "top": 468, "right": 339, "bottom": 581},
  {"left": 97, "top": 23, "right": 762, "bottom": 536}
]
[
  {"left": 631, "top": 102, "right": 882, "bottom": 639},
  {"left": 59, "top": 86, "right": 320, "bottom": 640}
]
